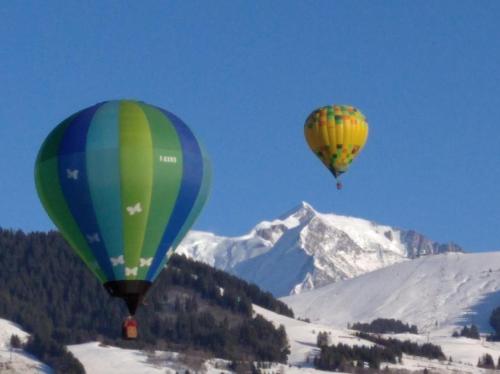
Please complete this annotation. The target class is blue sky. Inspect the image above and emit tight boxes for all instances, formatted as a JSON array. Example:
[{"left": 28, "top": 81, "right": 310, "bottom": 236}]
[{"left": 1, "top": 1, "right": 499, "bottom": 251}]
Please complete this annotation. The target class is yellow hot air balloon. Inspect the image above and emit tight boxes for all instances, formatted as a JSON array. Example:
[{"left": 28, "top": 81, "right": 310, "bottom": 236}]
[{"left": 304, "top": 105, "right": 368, "bottom": 189}]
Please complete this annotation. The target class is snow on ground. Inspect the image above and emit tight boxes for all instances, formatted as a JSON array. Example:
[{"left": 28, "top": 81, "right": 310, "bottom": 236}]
[
  {"left": 69, "top": 340, "right": 338, "bottom": 374},
  {"left": 3, "top": 307, "right": 499, "bottom": 374},
  {"left": 257, "top": 363, "right": 337, "bottom": 374},
  {"left": 253, "top": 305, "right": 373, "bottom": 366},
  {"left": 254, "top": 305, "right": 500, "bottom": 373},
  {"left": 283, "top": 252, "right": 500, "bottom": 334},
  {"left": 378, "top": 331, "right": 500, "bottom": 369},
  {"left": 68, "top": 342, "right": 233, "bottom": 374},
  {"left": 0, "top": 318, "right": 51, "bottom": 373},
  {"left": 435, "top": 335, "right": 500, "bottom": 367},
  {"left": 69, "top": 305, "right": 360, "bottom": 374}
]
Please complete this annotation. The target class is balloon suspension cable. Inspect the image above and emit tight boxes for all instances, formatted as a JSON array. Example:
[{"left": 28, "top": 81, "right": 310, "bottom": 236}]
[{"left": 336, "top": 178, "right": 343, "bottom": 190}]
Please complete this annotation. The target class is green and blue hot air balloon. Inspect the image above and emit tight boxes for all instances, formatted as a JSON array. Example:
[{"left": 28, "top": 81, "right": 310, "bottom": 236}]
[{"left": 35, "top": 100, "right": 211, "bottom": 316}]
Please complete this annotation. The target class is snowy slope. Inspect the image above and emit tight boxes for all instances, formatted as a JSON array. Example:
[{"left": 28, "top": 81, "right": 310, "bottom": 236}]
[
  {"left": 177, "top": 202, "right": 462, "bottom": 296},
  {"left": 0, "top": 318, "right": 232, "bottom": 374},
  {"left": 253, "top": 304, "right": 374, "bottom": 366},
  {"left": 282, "top": 252, "right": 500, "bottom": 334},
  {"left": 0, "top": 319, "right": 51, "bottom": 373},
  {"left": 254, "top": 304, "right": 500, "bottom": 373},
  {"left": 69, "top": 341, "right": 336, "bottom": 374},
  {"left": 68, "top": 342, "right": 233, "bottom": 374}
]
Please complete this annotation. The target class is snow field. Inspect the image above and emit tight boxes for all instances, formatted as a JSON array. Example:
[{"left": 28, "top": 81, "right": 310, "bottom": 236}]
[
  {"left": 254, "top": 304, "right": 500, "bottom": 373},
  {"left": 0, "top": 319, "right": 51, "bottom": 373},
  {"left": 283, "top": 252, "right": 500, "bottom": 334}
]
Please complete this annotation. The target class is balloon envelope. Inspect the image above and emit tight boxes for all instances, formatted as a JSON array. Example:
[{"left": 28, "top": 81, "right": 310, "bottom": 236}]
[
  {"left": 35, "top": 100, "right": 211, "bottom": 314},
  {"left": 304, "top": 104, "right": 368, "bottom": 179}
]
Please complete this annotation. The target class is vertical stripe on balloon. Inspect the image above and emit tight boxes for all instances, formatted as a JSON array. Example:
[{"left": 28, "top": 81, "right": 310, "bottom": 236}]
[
  {"left": 146, "top": 109, "right": 203, "bottom": 280},
  {"left": 35, "top": 114, "right": 107, "bottom": 282},
  {"left": 136, "top": 103, "right": 183, "bottom": 279},
  {"left": 86, "top": 101, "right": 125, "bottom": 280},
  {"left": 118, "top": 101, "right": 154, "bottom": 278},
  {"left": 36, "top": 99, "right": 212, "bottom": 285},
  {"left": 152, "top": 145, "right": 211, "bottom": 280},
  {"left": 57, "top": 104, "right": 115, "bottom": 281}
]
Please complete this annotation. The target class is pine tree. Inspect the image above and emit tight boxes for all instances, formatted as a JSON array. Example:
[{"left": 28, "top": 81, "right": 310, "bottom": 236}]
[
  {"left": 461, "top": 325, "right": 470, "bottom": 337},
  {"left": 316, "top": 331, "right": 330, "bottom": 347},
  {"left": 469, "top": 324, "right": 479, "bottom": 339},
  {"left": 478, "top": 353, "right": 495, "bottom": 369},
  {"left": 490, "top": 307, "right": 500, "bottom": 338},
  {"left": 0, "top": 230, "right": 293, "bottom": 364},
  {"left": 10, "top": 334, "right": 21, "bottom": 349}
]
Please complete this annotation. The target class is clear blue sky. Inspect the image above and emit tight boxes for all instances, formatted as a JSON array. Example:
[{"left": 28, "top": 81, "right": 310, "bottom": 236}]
[{"left": 1, "top": 1, "right": 499, "bottom": 251}]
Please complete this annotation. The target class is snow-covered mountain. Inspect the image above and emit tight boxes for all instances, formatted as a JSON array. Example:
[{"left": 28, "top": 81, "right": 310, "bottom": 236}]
[
  {"left": 177, "top": 202, "right": 462, "bottom": 296},
  {"left": 255, "top": 304, "right": 500, "bottom": 373},
  {"left": 282, "top": 251, "right": 500, "bottom": 334}
]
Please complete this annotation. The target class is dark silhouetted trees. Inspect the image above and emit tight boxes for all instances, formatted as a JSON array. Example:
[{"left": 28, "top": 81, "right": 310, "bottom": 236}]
[
  {"left": 314, "top": 343, "right": 399, "bottom": 371},
  {"left": 0, "top": 229, "right": 291, "bottom": 368},
  {"left": 351, "top": 318, "right": 418, "bottom": 334},
  {"left": 477, "top": 353, "right": 495, "bottom": 369},
  {"left": 316, "top": 331, "right": 331, "bottom": 348},
  {"left": 452, "top": 324, "right": 479, "bottom": 339},
  {"left": 355, "top": 332, "right": 446, "bottom": 361},
  {"left": 24, "top": 334, "right": 85, "bottom": 374},
  {"left": 9, "top": 334, "right": 21, "bottom": 348},
  {"left": 490, "top": 307, "right": 500, "bottom": 339}
]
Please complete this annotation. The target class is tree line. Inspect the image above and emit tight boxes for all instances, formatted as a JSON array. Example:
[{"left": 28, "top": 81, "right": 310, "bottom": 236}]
[
  {"left": 314, "top": 342, "right": 399, "bottom": 371},
  {"left": 452, "top": 324, "right": 479, "bottom": 339},
  {"left": 350, "top": 318, "right": 418, "bottom": 334},
  {"left": 0, "top": 228, "right": 291, "bottom": 372},
  {"left": 355, "top": 332, "right": 445, "bottom": 361},
  {"left": 314, "top": 330, "right": 446, "bottom": 372}
]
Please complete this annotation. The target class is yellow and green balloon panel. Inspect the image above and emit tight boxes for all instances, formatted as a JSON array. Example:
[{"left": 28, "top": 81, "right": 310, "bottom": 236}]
[{"left": 304, "top": 104, "right": 369, "bottom": 178}]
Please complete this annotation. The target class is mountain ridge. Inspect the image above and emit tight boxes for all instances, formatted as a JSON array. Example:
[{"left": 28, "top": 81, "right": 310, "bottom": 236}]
[
  {"left": 281, "top": 251, "right": 500, "bottom": 335},
  {"left": 177, "top": 202, "right": 463, "bottom": 296}
]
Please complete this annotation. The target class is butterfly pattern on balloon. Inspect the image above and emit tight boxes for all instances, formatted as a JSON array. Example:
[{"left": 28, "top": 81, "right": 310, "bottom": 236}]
[
  {"left": 110, "top": 255, "right": 125, "bottom": 266},
  {"left": 139, "top": 257, "right": 153, "bottom": 267},
  {"left": 66, "top": 169, "right": 79, "bottom": 180},
  {"left": 86, "top": 233, "right": 100, "bottom": 243},
  {"left": 126, "top": 202, "right": 142, "bottom": 216},
  {"left": 34, "top": 98, "right": 212, "bottom": 313},
  {"left": 34, "top": 100, "right": 212, "bottom": 316},
  {"left": 125, "top": 267, "right": 138, "bottom": 276}
]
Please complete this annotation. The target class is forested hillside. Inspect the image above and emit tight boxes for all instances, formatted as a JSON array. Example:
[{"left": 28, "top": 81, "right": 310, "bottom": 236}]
[{"left": 0, "top": 228, "right": 291, "bottom": 371}]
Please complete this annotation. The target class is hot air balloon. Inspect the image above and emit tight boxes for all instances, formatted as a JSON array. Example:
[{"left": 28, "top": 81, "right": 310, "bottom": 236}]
[
  {"left": 304, "top": 105, "right": 368, "bottom": 189},
  {"left": 34, "top": 100, "right": 211, "bottom": 338}
]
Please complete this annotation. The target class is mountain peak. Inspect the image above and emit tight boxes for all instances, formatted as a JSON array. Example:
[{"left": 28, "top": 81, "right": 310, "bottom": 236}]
[
  {"left": 279, "top": 201, "right": 317, "bottom": 222},
  {"left": 298, "top": 201, "right": 315, "bottom": 212},
  {"left": 178, "top": 203, "right": 465, "bottom": 297}
]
